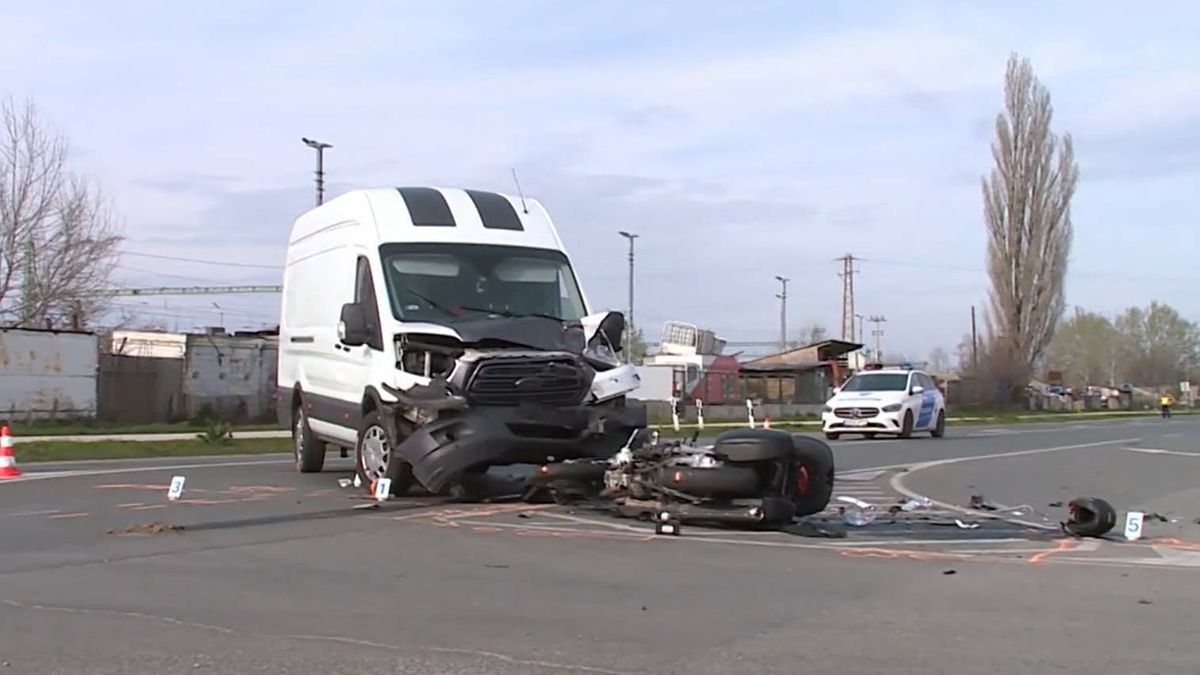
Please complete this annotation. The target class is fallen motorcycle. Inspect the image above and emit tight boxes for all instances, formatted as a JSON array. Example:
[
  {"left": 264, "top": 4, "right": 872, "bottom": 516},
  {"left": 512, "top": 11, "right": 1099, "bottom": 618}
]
[{"left": 521, "top": 428, "right": 835, "bottom": 530}]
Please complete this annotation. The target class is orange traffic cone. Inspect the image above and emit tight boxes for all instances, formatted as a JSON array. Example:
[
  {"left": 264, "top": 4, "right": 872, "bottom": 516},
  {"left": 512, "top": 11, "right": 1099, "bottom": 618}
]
[
  {"left": 763, "top": 417, "right": 771, "bottom": 430},
  {"left": 0, "top": 425, "right": 21, "bottom": 478}
]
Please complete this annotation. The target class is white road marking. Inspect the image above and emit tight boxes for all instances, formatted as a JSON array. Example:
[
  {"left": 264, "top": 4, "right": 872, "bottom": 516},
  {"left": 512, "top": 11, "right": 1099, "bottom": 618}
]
[
  {"left": 887, "top": 437, "right": 1141, "bottom": 531},
  {"left": 0, "top": 458, "right": 292, "bottom": 485},
  {"left": 1122, "top": 447, "right": 1200, "bottom": 457}
]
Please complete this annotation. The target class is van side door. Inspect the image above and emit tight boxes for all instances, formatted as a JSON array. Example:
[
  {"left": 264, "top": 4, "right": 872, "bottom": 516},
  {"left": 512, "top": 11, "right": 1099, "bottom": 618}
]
[{"left": 324, "top": 254, "right": 385, "bottom": 443}]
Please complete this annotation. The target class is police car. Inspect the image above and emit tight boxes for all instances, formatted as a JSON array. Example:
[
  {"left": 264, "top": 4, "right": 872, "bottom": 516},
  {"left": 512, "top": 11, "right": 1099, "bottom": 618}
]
[{"left": 821, "top": 364, "right": 946, "bottom": 440}]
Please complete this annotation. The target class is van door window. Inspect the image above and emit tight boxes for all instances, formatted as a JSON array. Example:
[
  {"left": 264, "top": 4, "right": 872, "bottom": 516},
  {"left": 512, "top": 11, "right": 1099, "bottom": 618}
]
[{"left": 355, "top": 256, "right": 384, "bottom": 351}]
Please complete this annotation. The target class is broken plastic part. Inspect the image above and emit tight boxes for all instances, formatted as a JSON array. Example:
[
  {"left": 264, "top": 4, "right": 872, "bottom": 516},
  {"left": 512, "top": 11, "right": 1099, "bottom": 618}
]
[{"left": 837, "top": 495, "right": 879, "bottom": 527}]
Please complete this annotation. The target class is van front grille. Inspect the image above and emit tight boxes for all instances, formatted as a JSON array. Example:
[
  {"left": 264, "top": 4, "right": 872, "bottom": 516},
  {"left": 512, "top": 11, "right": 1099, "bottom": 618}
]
[{"left": 465, "top": 357, "right": 590, "bottom": 407}]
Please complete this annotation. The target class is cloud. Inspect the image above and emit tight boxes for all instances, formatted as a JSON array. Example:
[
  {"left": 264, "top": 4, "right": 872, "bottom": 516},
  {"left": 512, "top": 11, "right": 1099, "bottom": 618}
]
[{"left": 3, "top": 1, "right": 1199, "bottom": 354}]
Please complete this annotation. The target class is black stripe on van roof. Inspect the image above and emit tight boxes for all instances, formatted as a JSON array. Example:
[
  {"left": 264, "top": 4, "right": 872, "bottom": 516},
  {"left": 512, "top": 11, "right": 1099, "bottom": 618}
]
[
  {"left": 396, "top": 187, "right": 456, "bottom": 227},
  {"left": 465, "top": 189, "right": 524, "bottom": 231}
]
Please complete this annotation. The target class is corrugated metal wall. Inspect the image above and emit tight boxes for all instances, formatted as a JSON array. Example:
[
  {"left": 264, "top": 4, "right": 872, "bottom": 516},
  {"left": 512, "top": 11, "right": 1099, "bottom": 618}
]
[
  {"left": 182, "top": 334, "right": 279, "bottom": 422},
  {"left": 0, "top": 328, "right": 99, "bottom": 421}
]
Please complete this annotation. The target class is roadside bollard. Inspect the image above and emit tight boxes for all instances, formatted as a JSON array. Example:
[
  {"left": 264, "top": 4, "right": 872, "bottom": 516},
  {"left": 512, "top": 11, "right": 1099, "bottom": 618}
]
[
  {"left": 696, "top": 399, "right": 704, "bottom": 431},
  {"left": 670, "top": 397, "right": 680, "bottom": 432},
  {"left": 746, "top": 399, "right": 756, "bottom": 429}
]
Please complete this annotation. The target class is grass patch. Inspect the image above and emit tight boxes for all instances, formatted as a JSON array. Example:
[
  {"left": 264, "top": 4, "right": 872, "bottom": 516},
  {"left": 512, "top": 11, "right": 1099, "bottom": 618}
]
[{"left": 13, "top": 437, "right": 295, "bottom": 463}]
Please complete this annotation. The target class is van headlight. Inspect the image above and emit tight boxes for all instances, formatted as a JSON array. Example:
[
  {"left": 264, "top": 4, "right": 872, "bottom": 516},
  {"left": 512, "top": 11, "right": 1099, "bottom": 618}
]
[
  {"left": 582, "top": 341, "right": 621, "bottom": 369},
  {"left": 882, "top": 403, "right": 902, "bottom": 413}
]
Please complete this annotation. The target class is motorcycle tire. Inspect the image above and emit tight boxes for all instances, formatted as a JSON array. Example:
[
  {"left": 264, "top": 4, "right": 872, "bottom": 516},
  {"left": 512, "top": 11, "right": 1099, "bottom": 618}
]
[
  {"left": 711, "top": 428, "right": 796, "bottom": 463},
  {"left": 787, "top": 435, "right": 836, "bottom": 517}
]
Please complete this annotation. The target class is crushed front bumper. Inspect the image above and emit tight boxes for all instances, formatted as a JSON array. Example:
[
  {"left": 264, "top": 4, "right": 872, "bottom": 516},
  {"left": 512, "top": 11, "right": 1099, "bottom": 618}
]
[{"left": 393, "top": 402, "right": 647, "bottom": 495}]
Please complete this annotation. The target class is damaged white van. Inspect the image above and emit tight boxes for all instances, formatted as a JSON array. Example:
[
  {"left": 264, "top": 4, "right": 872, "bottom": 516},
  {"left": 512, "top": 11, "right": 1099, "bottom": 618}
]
[{"left": 276, "top": 186, "right": 645, "bottom": 497}]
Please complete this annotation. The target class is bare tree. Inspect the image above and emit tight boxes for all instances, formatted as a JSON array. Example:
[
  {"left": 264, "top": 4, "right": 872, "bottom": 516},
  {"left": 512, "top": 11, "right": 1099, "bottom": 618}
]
[
  {"left": 927, "top": 346, "right": 951, "bottom": 373},
  {"left": 981, "top": 54, "right": 1078, "bottom": 397},
  {"left": 0, "top": 98, "right": 122, "bottom": 329},
  {"left": 798, "top": 322, "right": 827, "bottom": 346}
]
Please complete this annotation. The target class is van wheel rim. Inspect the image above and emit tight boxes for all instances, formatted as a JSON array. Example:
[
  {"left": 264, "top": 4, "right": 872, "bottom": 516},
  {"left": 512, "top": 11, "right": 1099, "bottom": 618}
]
[
  {"left": 293, "top": 413, "right": 305, "bottom": 460},
  {"left": 361, "top": 426, "right": 390, "bottom": 479}
]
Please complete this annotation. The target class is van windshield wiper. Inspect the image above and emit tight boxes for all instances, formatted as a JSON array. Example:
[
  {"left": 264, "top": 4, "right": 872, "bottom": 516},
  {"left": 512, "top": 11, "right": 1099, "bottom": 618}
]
[
  {"left": 398, "top": 285, "right": 458, "bottom": 318},
  {"left": 455, "top": 305, "right": 566, "bottom": 322}
]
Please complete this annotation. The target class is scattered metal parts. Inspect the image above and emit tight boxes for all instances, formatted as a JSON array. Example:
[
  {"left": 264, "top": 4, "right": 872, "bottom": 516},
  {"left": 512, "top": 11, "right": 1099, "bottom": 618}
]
[
  {"left": 782, "top": 521, "right": 847, "bottom": 538},
  {"left": 969, "top": 494, "right": 1000, "bottom": 511},
  {"left": 109, "top": 522, "right": 186, "bottom": 535}
]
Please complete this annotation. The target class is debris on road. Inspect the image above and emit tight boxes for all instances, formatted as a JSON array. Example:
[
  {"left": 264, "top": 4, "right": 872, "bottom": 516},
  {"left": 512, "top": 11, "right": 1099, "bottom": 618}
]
[
  {"left": 969, "top": 494, "right": 1001, "bottom": 511},
  {"left": 943, "top": 569, "right": 957, "bottom": 576},
  {"left": 837, "top": 496, "right": 879, "bottom": 527},
  {"left": 782, "top": 521, "right": 847, "bottom": 538},
  {"left": 1062, "top": 497, "right": 1117, "bottom": 538},
  {"left": 109, "top": 522, "right": 186, "bottom": 536}
]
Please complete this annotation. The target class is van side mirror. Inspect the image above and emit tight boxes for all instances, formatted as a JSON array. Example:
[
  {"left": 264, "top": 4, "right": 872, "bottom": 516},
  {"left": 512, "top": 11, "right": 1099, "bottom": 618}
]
[{"left": 338, "top": 302, "right": 371, "bottom": 346}]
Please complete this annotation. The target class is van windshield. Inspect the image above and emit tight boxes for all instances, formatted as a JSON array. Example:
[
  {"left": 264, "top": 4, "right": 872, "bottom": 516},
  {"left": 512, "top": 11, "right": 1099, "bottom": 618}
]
[
  {"left": 841, "top": 373, "right": 910, "bottom": 392},
  {"left": 379, "top": 242, "right": 588, "bottom": 324}
]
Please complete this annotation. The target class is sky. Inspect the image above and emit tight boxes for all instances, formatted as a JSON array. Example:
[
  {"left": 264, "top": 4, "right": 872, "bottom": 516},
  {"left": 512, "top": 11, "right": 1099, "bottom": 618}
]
[{"left": 2, "top": 0, "right": 1197, "bottom": 361}]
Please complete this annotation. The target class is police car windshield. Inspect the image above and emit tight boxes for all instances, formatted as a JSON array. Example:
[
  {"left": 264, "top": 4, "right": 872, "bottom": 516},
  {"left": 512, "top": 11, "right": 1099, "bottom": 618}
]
[{"left": 842, "top": 373, "right": 909, "bottom": 392}]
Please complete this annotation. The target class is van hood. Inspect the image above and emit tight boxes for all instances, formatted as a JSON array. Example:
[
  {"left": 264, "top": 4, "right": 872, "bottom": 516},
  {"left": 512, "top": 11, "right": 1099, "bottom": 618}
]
[
  {"left": 396, "top": 310, "right": 621, "bottom": 354},
  {"left": 394, "top": 316, "right": 585, "bottom": 352}
]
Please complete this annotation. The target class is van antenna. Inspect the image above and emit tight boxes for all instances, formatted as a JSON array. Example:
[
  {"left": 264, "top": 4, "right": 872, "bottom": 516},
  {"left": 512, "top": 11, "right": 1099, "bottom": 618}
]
[{"left": 511, "top": 168, "right": 529, "bottom": 214}]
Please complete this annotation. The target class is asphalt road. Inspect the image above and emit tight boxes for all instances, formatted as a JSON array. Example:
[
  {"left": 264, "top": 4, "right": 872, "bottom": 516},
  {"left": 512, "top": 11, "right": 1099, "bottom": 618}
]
[{"left": 2, "top": 417, "right": 1198, "bottom": 674}]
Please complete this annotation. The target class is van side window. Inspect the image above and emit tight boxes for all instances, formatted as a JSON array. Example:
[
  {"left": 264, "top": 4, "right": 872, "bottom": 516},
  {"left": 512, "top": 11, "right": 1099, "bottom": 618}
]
[{"left": 354, "top": 256, "right": 384, "bottom": 351}]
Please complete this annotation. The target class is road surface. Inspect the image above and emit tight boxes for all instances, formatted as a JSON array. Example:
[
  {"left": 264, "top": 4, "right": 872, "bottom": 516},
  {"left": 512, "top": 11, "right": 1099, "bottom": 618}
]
[{"left": 1, "top": 417, "right": 1198, "bottom": 674}]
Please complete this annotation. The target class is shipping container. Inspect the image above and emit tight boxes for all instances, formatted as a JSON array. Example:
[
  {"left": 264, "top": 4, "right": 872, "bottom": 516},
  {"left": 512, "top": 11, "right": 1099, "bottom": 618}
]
[{"left": 0, "top": 327, "right": 99, "bottom": 421}]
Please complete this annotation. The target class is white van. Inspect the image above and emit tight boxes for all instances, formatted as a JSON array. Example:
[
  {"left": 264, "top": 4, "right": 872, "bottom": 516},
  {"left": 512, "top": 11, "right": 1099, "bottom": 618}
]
[{"left": 277, "top": 186, "right": 645, "bottom": 496}]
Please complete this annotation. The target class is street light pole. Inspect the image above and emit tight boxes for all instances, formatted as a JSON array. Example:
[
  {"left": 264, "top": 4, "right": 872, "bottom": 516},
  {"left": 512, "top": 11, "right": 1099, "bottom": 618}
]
[
  {"left": 775, "top": 276, "right": 789, "bottom": 351},
  {"left": 868, "top": 315, "right": 887, "bottom": 363},
  {"left": 618, "top": 231, "right": 638, "bottom": 363},
  {"left": 301, "top": 137, "right": 332, "bottom": 206}
]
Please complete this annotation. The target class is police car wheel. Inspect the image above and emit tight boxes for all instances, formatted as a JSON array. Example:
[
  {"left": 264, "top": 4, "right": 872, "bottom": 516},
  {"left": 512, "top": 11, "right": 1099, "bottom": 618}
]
[
  {"left": 931, "top": 410, "right": 946, "bottom": 438},
  {"left": 898, "top": 410, "right": 914, "bottom": 439},
  {"left": 824, "top": 432, "right": 840, "bottom": 441}
]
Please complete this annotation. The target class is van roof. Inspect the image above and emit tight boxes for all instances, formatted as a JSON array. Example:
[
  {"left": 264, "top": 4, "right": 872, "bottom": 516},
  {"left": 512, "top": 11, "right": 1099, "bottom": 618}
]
[{"left": 293, "top": 186, "right": 567, "bottom": 252}]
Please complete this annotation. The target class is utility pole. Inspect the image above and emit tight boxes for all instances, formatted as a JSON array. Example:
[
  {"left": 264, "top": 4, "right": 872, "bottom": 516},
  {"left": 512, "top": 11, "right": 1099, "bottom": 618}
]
[
  {"left": 868, "top": 315, "right": 887, "bottom": 363},
  {"left": 618, "top": 231, "right": 638, "bottom": 363},
  {"left": 836, "top": 254, "right": 858, "bottom": 341},
  {"left": 855, "top": 313, "right": 865, "bottom": 346},
  {"left": 775, "top": 276, "right": 789, "bottom": 352},
  {"left": 970, "top": 305, "right": 979, "bottom": 368},
  {"left": 302, "top": 137, "right": 332, "bottom": 206}
]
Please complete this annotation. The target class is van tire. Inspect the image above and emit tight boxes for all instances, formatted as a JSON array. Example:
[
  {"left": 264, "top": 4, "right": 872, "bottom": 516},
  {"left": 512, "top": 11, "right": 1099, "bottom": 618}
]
[
  {"left": 293, "top": 406, "right": 325, "bottom": 473},
  {"left": 355, "top": 409, "right": 414, "bottom": 497}
]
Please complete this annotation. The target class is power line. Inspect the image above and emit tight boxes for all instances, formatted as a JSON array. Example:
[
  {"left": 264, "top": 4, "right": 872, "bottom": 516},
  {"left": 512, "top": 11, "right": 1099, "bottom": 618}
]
[
  {"left": 92, "top": 285, "right": 283, "bottom": 297},
  {"left": 119, "top": 250, "right": 283, "bottom": 270}
]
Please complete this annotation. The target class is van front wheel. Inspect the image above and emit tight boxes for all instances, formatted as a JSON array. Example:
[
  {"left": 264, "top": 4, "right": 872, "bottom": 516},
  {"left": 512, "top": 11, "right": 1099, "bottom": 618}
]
[{"left": 355, "top": 410, "right": 414, "bottom": 497}]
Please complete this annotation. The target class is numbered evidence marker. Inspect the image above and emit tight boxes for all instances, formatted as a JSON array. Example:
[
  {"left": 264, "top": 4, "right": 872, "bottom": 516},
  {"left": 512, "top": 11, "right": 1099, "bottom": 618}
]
[
  {"left": 167, "top": 475, "right": 186, "bottom": 501},
  {"left": 1124, "top": 511, "right": 1146, "bottom": 541},
  {"left": 373, "top": 477, "right": 392, "bottom": 502}
]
